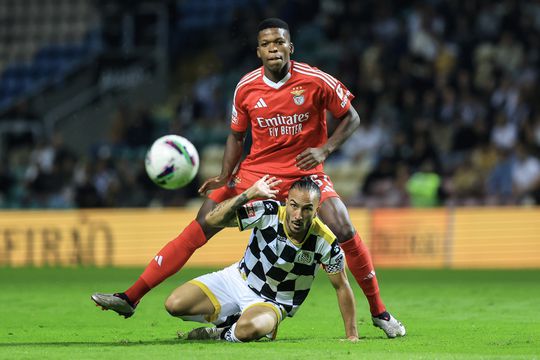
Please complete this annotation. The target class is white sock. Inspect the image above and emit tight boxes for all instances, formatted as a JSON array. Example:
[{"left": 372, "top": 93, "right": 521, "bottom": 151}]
[
  {"left": 179, "top": 315, "right": 210, "bottom": 324},
  {"left": 223, "top": 323, "right": 243, "bottom": 343}
]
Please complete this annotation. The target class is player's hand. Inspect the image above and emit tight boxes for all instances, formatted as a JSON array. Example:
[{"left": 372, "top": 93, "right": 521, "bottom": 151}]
[
  {"left": 296, "top": 147, "right": 329, "bottom": 170},
  {"left": 198, "top": 175, "right": 229, "bottom": 195},
  {"left": 248, "top": 175, "right": 282, "bottom": 199}
]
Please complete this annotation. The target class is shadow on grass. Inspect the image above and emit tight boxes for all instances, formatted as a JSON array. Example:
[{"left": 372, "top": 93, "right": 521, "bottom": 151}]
[
  {"left": 0, "top": 339, "right": 187, "bottom": 347},
  {"left": 0, "top": 335, "right": 389, "bottom": 347}
]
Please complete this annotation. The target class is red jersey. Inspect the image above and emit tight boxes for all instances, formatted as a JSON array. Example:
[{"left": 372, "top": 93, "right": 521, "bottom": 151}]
[{"left": 231, "top": 61, "right": 354, "bottom": 177}]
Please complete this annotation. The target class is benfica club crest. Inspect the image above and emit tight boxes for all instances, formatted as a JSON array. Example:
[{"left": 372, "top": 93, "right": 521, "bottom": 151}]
[{"left": 291, "top": 87, "right": 305, "bottom": 105}]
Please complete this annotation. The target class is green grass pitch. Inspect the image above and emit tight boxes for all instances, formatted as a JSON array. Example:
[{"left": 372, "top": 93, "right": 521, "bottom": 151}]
[{"left": 0, "top": 267, "right": 539, "bottom": 359}]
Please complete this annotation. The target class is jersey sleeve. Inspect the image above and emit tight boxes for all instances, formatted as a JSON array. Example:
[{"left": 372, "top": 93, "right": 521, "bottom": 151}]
[
  {"left": 321, "top": 240, "right": 345, "bottom": 274},
  {"left": 236, "top": 200, "right": 280, "bottom": 231},
  {"left": 321, "top": 75, "right": 355, "bottom": 119},
  {"left": 230, "top": 84, "right": 249, "bottom": 132}
]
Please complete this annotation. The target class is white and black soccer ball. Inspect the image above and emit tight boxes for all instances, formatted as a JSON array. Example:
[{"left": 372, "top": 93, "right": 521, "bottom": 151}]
[{"left": 145, "top": 135, "right": 199, "bottom": 190}]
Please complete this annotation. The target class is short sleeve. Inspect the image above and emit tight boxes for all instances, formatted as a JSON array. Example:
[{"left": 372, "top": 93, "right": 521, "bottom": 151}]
[
  {"left": 322, "top": 76, "right": 355, "bottom": 119},
  {"left": 231, "top": 86, "right": 249, "bottom": 132},
  {"left": 321, "top": 240, "right": 345, "bottom": 274},
  {"left": 236, "top": 200, "right": 279, "bottom": 231}
]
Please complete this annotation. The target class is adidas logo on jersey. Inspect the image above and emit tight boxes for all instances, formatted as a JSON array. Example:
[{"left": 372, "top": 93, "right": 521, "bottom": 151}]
[{"left": 254, "top": 98, "right": 268, "bottom": 108}]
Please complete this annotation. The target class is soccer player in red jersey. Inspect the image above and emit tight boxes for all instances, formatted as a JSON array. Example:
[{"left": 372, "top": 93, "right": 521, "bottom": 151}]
[{"left": 92, "top": 18, "right": 405, "bottom": 338}]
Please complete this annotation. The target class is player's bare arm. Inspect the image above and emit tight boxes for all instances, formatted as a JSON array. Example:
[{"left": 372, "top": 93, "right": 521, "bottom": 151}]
[
  {"left": 205, "top": 175, "right": 282, "bottom": 227},
  {"left": 328, "top": 270, "right": 359, "bottom": 342},
  {"left": 198, "top": 130, "right": 246, "bottom": 194},
  {"left": 296, "top": 106, "right": 361, "bottom": 170}
]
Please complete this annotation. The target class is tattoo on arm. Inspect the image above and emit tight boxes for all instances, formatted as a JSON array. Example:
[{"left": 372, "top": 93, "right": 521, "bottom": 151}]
[{"left": 207, "top": 192, "right": 249, "bottom": 227}]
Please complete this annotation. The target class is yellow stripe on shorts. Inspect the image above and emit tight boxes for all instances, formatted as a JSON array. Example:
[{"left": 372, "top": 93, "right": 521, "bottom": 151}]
[
  {"left": 188, "top": 279, "right": 221, "bottom": 322},
  {"left": 244, "top": 302, "right": 284, "bottom": 323}
]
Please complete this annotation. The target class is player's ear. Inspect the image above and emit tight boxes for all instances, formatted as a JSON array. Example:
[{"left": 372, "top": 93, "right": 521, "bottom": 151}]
[
  {"left": 289, "top": 42, "right": 294, "bottom": 54},
  {"left": 256, "top": 46, "right": 261, "bottom": 59}
]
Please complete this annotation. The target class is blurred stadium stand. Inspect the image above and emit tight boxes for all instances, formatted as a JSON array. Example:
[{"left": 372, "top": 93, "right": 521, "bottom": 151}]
[{"left": 0, "top": 0, "right": 539, "bottom": 209}]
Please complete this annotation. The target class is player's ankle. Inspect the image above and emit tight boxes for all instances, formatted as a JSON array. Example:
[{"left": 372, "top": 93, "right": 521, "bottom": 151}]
[
  {"left": 374, "top": 311, "right": 390, "bottom": 320},
  {"left": 114, "top": 292, "right": 136, "bottom": 308}
]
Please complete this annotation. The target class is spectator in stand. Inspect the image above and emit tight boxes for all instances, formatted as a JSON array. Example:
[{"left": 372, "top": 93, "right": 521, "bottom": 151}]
[
  {"left": 491, "top": 112, "right": 518, "bottom": 150},
  {"left": 511, "top": 144, "right": 540, "bottom": 205},
  {"left": 485, "top": 148, "right": 514, "bottom": 205},
  {"left": 406, "top": 159, "right": 442, "bottom": 207}
]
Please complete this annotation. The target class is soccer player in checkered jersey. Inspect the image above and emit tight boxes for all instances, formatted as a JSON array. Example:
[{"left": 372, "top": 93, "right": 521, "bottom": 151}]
[
  {"left": 92, "top": 18, "right": 405, "bottom": 338},
  {"left": 166, "top": 175, "right": 358, "bottom": 342}
]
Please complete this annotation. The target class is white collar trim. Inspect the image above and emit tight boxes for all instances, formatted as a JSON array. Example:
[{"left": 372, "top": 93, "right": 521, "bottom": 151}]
[{"left": 263, "top": 72, "right": 291, "bottom": 89}]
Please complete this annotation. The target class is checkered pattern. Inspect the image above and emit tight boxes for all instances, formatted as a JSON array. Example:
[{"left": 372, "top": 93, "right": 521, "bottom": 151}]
[{"left": 236, "top": 200, "right": 344, "bottom": 317}]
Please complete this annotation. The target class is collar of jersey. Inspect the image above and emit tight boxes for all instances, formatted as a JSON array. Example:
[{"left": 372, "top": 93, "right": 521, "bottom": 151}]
[
  {"left": 262, "top": 68, "right": 292, "bottom": 89},
  {"left": 278, "top": 205, "right": 315, "bottom": 246}
]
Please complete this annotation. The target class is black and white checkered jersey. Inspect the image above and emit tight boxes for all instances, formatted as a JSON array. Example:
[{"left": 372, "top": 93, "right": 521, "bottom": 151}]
[{"left": 236, "top": 199, "right": 345, "bottom": 317}]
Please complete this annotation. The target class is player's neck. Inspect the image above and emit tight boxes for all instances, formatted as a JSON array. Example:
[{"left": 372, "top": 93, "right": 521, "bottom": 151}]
[{"left": 264, "top": 62, "right": 291, "bottom": 83}]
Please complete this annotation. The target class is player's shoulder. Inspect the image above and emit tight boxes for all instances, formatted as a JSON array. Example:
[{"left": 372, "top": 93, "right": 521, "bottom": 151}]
[
  {"left": 292, "top": 61, "right": 340, "bottom": 89},
  {"left": 310, "top": 217, "right": 337, "bottom": 245},
  {"left": 236, "top": 67, "right": 263, "bottom": 89},
  {"left": 261, "top": 199, "right": 280, "bottom": 215},
  {"left": 249, "top": 199, "right": 280, "bottom": 215}
]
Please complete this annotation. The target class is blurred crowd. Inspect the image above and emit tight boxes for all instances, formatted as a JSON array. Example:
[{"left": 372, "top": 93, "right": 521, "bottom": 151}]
[{"left": 1, "top": 0, "right": 540, "bottom": 208}]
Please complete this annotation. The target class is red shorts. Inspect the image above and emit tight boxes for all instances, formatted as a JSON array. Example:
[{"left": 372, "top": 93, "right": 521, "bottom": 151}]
[{"left": 208, "top": 168, "right": 340, "bottom": 204}]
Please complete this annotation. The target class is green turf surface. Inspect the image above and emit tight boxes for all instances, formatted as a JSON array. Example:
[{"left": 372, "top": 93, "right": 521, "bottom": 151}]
[{"left": 0, "top": 267, "right": 539, "bottom": 359}]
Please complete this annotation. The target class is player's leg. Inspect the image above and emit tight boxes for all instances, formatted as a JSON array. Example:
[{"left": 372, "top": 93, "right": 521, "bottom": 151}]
[
  {"left": 318, "top": 197, "right": 384, "bottom": 315},
  {"left": 171, "top": 266, "right": 245, "bottom": 340},
  {"left": 165, "top": 282, "right": 215, "bottom": 319},
  {"left": 318, "top": 197, "right": 405, "bottom": 338},
  {"left": 123, "top": 199, "right": 222, "bottom": 301},
  {"left": 91, "top": 199, "right": 223, "bottom": 316},
  {"left": 184, "top": 264, "right": 282, "bottom": 342},
  {"left": 222, "top": 305, "right": 279, "bottom": 342}
]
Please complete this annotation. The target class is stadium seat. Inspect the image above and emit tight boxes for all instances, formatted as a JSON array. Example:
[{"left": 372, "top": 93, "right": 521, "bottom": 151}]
[{"left": 0, "top": 0, "right": 100, "bottom": 108}]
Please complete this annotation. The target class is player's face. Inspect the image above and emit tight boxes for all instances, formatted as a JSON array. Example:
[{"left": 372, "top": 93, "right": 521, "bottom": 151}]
[
  {"left": 285, "top": 188, "right": 320, "bottom": 238},
  {"left": 256, "top": 28, "right": 293, "bottom": 74}
]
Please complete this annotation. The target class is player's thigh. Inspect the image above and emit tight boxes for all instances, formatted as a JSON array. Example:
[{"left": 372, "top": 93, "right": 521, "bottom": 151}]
[
  {"left": 319, "top": 197, "right": 356, "bottom": 242},
  {"left": 165, "top": 282, "right": 215, "bottom": 316},
  {"left": 236, "top": 304, "right": 279, "bottom": 338}
]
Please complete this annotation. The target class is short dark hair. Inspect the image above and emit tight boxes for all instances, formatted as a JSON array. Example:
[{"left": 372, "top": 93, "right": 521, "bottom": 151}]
[
  {"left": 257, "top": 18, "right": 290, "bottom": 33},
  {"left": 289, "top": 177, "right": 321, "bottom": 200}
]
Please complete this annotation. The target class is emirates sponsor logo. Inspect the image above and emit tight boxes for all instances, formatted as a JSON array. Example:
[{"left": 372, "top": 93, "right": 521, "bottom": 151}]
[
  {"left": 256, "top": 112, "right": 310, "bottom": 137},
  {"left": 256, "top": 112, "right": 310, "bottom": 127}
]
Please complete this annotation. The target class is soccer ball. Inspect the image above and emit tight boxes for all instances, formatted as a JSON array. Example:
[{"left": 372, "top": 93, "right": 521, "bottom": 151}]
[{"left": 145, "top": 135, "right": 200, "bottom": 190}]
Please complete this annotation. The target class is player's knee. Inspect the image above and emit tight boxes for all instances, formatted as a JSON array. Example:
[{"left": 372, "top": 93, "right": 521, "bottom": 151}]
[
  {"left": 330, "top": 223, "right": 355, "bottom": 242},
  {"left": 164, "top": 294, "right": 186, "bottom": 317},
  {"left": 234, "top": 318, "right": 265, "bottom": 342}
]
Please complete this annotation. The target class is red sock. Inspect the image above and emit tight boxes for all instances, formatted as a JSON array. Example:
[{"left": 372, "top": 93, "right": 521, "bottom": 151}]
[
  {"left": 124, "top": 220, "right": 207, "bottom": 304},
  {"left": 340, "top": 233, "right": 386, "bottom": 316}
]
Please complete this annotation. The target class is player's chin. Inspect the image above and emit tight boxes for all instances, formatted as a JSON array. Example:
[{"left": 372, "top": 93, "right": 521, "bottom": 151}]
[{"left": 265, "top": 59, "right": 284, "bottom": 70}]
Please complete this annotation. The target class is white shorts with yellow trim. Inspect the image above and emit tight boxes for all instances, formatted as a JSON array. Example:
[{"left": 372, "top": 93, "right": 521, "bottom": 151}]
[{"left": 188, "top": 262, "right": 285, "bottom": 339}]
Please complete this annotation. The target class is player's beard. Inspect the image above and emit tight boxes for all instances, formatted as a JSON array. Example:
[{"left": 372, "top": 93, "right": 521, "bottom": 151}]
[{"left": 287, "top": 218, "right": 310, "bottom": 239}]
